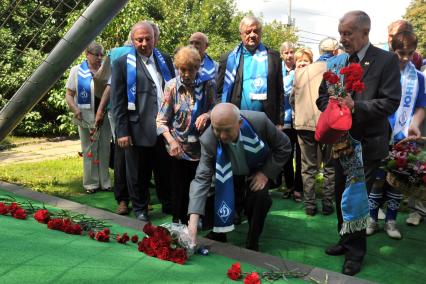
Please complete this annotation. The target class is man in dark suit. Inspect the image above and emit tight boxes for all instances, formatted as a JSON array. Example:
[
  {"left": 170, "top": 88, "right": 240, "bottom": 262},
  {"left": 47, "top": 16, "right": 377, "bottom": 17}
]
[
  {"left": 111, "top": 21, "right": 175, "bottom": 222},
  {"left": 187, "top": 103, "right": 291, "bottom": 251},
  {"left": 316, "top": 11, "right": 401, "bottom": 276},
  {"left": 216, "top": 15, "right": 283, "bottom": 125}
]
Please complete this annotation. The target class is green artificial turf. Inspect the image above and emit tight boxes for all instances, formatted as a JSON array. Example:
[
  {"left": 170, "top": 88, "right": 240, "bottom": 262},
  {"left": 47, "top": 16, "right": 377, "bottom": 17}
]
[
  {"left": 0, "top": 190, "right": 310, "bottom": 284},
  {"left": 1, "top": 182, "right": 426, "bottom": 283}
]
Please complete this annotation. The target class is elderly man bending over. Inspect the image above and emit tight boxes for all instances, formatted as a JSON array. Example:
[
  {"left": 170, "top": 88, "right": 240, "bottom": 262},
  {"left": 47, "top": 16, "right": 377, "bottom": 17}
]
[{"left": 188, "top": 103, "right": 291, "bottom": 251}]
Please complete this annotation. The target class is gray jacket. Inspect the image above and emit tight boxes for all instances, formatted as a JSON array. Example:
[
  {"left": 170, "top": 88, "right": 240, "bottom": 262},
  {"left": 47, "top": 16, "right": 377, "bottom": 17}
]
[{"left": 188, "top": 110, "right": 291, "bottom": 216}]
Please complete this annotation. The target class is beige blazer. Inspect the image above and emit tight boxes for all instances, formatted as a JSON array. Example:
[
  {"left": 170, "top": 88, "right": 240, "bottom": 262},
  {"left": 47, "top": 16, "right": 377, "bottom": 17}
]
[{"left": 290, "top": 61, "right": 326, "bottom": 131}]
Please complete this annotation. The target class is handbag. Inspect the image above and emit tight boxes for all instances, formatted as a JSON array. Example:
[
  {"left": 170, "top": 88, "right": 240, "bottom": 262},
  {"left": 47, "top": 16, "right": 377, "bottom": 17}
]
[{"left": 315, "top": 97, "right": 352, "bottom": 144}]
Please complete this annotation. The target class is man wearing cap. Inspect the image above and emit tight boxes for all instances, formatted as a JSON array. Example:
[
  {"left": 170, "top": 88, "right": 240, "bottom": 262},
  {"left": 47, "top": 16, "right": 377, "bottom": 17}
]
[
  {"left": 289, "top": 38, "right": 337, "bottom": 216},
  {"left": 317, "top": 37, "right": 339, "bottom": 62}
]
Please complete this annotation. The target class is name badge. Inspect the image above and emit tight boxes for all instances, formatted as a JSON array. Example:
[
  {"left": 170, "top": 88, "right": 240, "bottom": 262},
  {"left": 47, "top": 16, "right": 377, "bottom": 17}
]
[
  {"left": 187, "top": 135, "right": 199, "bottom": 143},
  {"left": 250, "top": 93, "right": 267, "bottom": 100}
]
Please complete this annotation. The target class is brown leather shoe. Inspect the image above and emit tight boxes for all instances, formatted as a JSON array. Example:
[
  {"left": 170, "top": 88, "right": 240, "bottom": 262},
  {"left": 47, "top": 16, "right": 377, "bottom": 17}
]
[{"left": 116, "top": 201, "right": 129, "bottom": 215}]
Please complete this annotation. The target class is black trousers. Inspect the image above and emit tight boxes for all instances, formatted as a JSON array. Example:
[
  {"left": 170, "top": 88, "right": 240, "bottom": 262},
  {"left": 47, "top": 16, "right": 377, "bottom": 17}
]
[
  {"left": 233, "top": 175, "right": 272, "bottom": 247},
  {"left": 152, "top": 138, "right": 173, "bottom": 213},
  {"left": 282, "top": 128, "right": 303, "bottom": 193},
  {"left": 125, "top": 145, "right": 155, "bottom": 214},
  {"left": 113, "top": 140, "right": 129, "bottom": 204},
  {"left": 170, "top": 158, "right": 198, "bottom": 224},
  {"left": 334, "top": 158, "right": 381, "bottom": 261}
]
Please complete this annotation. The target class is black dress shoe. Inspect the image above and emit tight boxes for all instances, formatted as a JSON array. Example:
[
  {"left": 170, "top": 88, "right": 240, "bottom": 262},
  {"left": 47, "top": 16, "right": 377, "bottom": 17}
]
[
  {"left": 205, "top": 231, "right": 227, "bottom": 242},
  {"left": 325, "top": 244, "right": 346, "bottom": 256},
  {"left": 322, "top": 205, "right": 334, "bottom": 216},
  {"left": 342, "top": 259, "right": 362, "bottom": 276},
  {"left": 305, "top": 207, "right": 317, "bottom": 216},
  {"left": 135, "top": 211, "right": 150, "bottom": 222},
  {"left": 234, "top": 211, "right": 242, "bottom": 225}
]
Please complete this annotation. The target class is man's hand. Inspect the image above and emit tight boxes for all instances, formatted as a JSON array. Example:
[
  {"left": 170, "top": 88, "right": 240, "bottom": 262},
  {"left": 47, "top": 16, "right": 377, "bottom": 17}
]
[
  {"left": 188, "top": 214, "right": 199, "bottom": 246},
  {"left": 118, "top": 136, "right": 133, "bottom": 148},
  {"left": 168, "top": 139, "right": 183, "bottom": 158},
  {"left": 340, "top": 94, "right": 354, "bottom": 110},
  {"left": 95, "top": 109, "right": 105, "bottom": 128},
  {"left": 248, "top": 171, "right": 268, "bottom": 191},
  {"left": 408, "top": 124, "right": 421, "bottom": 138},
  {"left": 73, "top": 109, "right": 82, "bottom": 120},
  {"left": 195, "top": 113, "right": 210, "bottom": 131}
]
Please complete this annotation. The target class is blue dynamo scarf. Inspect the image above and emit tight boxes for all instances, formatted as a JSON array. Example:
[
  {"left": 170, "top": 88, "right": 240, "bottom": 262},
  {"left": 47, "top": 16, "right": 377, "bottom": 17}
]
[
  {"left": 213, "top": 116, "right": 269, "bottom": 233},
  {"left": 221, "top": 43, "right": 268, "bottom": 103},
  {"left": 196, "top": 54, "right": 216, "bottom": 84},
  {"left": 388, "top": 62, "right": 420, "bottom": 143},
  {"left": 126, "top": 49, "right": 137, "bottom": 110},
  {"left": 326, "top": 54, "right": 369, "bottom": 234},
  {"left": 282, "top": 61, "right": 293, "bottom": 128},
  {"left": 153, "top": 48, "right": 173, "bottom": 82},
  {"left": 77, "top": 60, "right": 92, "bottom": 109},
  {"left": 339, "top": 136, "right": 369, "bottom": 235},
  {"left": 187, "top": 77, "right": 209, "bottom": 137},
  {"left": 126, "top": 47, "right": 174, "bottom": 110}
]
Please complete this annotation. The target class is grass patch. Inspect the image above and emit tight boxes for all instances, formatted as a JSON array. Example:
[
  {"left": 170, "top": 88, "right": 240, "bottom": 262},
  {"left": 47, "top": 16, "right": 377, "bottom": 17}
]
[
  {"left": 0, "top": 135, "right": 46, "bottom": 149},
  {"left": 0, "top": 156, "right": 84, "bottom": 196}
]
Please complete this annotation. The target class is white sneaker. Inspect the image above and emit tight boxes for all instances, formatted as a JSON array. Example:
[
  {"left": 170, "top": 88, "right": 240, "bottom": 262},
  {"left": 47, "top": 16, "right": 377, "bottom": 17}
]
[
  {"left": 384, "top": 220, "right": 402, "bottom": 239},
  {"left": 366, "top": 218, "right": 379, "bottom": 236},
  {"left": 406, "top": 212, "right": 423, "bottom": 226},
  {"left": 378, "top": 208, "right": 386, "bottom": 220}
]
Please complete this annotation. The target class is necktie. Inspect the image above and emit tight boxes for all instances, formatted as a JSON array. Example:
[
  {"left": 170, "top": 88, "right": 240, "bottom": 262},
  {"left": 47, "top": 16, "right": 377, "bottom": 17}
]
[{"left": 349, "top": 53, "right": 360, "bottom": 63}]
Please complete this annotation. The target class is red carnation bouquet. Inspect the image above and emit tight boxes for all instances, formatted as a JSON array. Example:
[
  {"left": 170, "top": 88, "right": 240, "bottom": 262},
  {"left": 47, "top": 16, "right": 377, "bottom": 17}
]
[
  {"left": 138, "top": 223, "right": 194, "bottom": 265},
  {"left": 323, "top": 63, "right": 365, "bottom": 98}
]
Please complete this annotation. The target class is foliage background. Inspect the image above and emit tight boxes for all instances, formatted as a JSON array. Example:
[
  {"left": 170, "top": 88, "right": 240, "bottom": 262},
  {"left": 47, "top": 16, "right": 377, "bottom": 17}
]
[{"left": 1, "top": 0, "right": 424, "bottom": 137}]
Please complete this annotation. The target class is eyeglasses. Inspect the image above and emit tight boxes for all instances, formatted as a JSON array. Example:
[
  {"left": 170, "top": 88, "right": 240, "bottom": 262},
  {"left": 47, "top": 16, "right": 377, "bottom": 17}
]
[{"left": 88, "top": 51, "right": 104, "bottom": 57}]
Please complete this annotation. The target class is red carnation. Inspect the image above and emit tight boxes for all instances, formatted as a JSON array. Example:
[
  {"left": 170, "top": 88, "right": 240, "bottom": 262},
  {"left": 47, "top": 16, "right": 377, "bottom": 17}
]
[
  {"left": 87, "top": 152, "right": 93, "bottom": 158},
  {"left": 170, "top": 248, "right": 187, "bottom": 265},
  {"left": 116, "top": 233, "right": 130, "bottom": 244},
  {"left": 88, "top": 230, "right": 95, "bottom": 239},
  {"left": 48, "top": 218, "right": 64, "bottom": 231},
  {"left": 156, "top": 246, "right": 171, "bottom": 260},
  {"left": 227, "top": 262, "right": 242, "bottom": 280},
  {"left": 244, "top": 272, "right": 261, "bottom": 284},
  {"left": 93, "top": 159, "right": 100, "bottom": 165},
  {"left": 34, "top": 209, "right": 50, "bottom": 224},
  {"left": 131, "top": 235, "right": 139, "bottom": 243},
  {"left": 323, "top": 71, "right": 340, "bottom": 85},
  {"left": 95, "top": 231, "right": 110, "bottom": 242},
  {"left": 103, "top": 228, "right": 110, "bottom": 235},
  {"left": 351, "top": 81, "right": 365, "bottom": 94},
  {"left": 143, "top": 223, "right": 157, "bottom": 236},
  {"left": 7, "top": 202, "right": 18, "bottom": 214},
  {"left": 64, "top": 223, "right": 82, "bottom": 235},
  {"left": 0, "top": 203, "right": 7, "bottom": 215},
  {"left": 12, "top": 208, "right": 27, "bottom": 219},
  {"left": 396, "top": 157, "right": 408, "bottom": 169}
]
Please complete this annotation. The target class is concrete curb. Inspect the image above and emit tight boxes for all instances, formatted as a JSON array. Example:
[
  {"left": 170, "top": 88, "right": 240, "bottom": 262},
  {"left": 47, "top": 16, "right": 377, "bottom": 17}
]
[{"left": 0, "top": 136, "right": 78, "bottom": 151}]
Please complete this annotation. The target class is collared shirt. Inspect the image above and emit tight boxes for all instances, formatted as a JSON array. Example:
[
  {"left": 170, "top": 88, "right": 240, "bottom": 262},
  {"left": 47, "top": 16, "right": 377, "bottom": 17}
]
[
  {"left": 156, "top": 77, "right": 216, "bottom": 161},
  {"left": 138, "top": 52, "right": 164, "bottom": 111},
  {"left": 353, "top": 42, "right": 370, "bottom": 62}
]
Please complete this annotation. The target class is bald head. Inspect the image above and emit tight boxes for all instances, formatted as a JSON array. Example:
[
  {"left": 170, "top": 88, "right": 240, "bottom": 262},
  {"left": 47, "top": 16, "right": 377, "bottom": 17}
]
[
  {"left": 189, "top": 32, "right": 209, "bottom": 58},
  {"left": 211, "top": 103, "right": 242, "bottom": 144}
]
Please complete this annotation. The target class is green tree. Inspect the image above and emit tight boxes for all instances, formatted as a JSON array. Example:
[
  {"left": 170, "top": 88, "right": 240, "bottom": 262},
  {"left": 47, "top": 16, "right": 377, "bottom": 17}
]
[
  {"left": 404, "top": 0, "right": 426, "bottom": 56},
  {"left": 1, "top": 0, "right": 297, "bottom": 137}
]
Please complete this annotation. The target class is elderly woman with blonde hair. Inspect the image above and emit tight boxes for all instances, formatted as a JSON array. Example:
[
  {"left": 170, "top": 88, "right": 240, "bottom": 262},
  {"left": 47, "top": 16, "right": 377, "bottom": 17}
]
[{"left": 157, "top": 45, "right": 216, "bottom": 224}]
